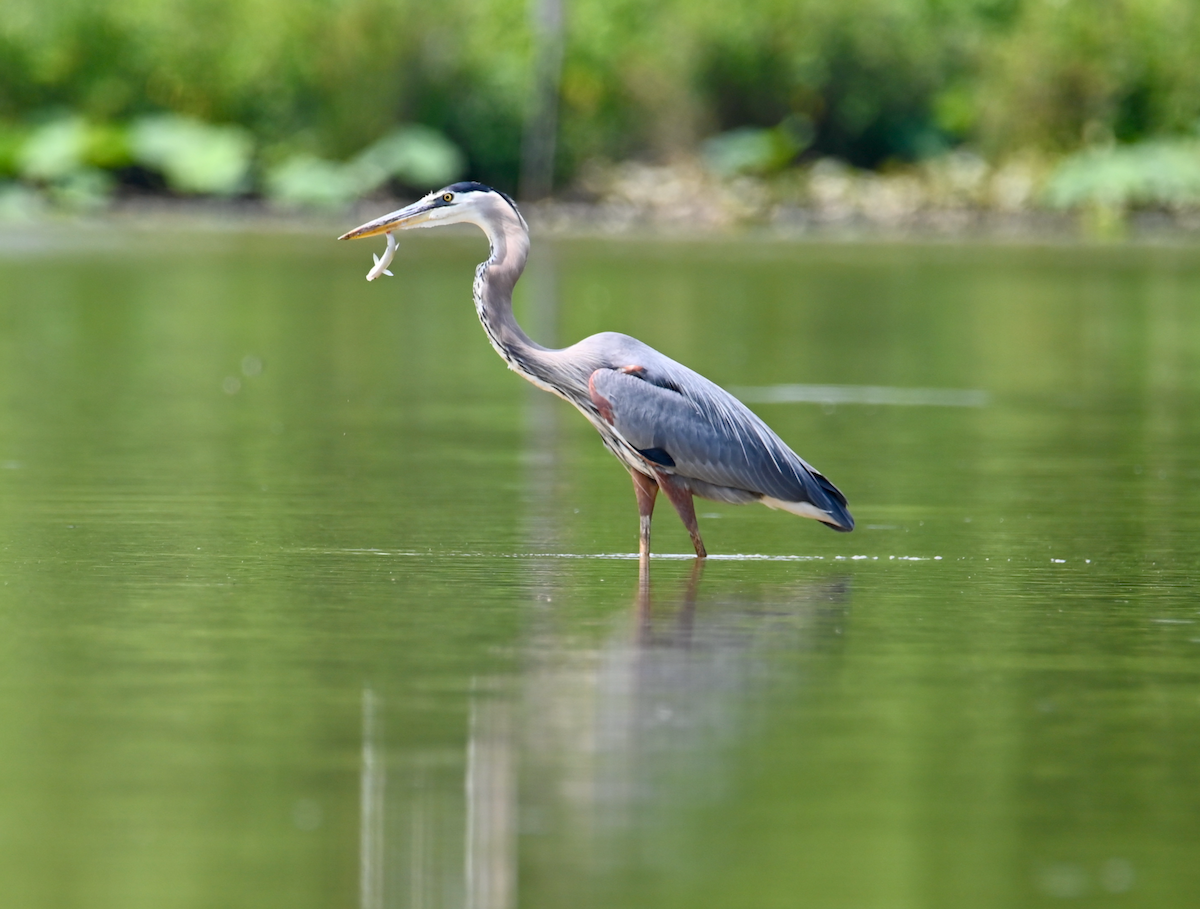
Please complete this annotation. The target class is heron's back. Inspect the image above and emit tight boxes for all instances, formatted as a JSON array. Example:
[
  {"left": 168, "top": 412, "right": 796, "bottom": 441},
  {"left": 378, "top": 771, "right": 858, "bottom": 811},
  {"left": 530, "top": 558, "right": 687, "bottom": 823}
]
[{"left": 571, "top": 333, "right": 853, "bottom": 530}]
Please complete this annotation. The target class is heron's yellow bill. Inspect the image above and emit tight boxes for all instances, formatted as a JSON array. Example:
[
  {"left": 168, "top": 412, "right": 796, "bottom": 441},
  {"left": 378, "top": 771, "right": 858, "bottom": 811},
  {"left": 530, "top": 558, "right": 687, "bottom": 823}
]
[{"left": 338, "top": 198, "right": 439, "bottom": 240}]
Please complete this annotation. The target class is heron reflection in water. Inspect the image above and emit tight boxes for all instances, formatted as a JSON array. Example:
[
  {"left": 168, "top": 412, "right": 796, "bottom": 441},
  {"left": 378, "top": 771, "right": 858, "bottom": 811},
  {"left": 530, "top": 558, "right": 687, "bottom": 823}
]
[
  {"left": 521, "top": 564, "right": 852, "bottom": 863},
  {"left": 341, "top": 183, "right": 853, "bottom": 558},
  {"left": 370, "top": 565, "right": 851, "bottom": 909}
]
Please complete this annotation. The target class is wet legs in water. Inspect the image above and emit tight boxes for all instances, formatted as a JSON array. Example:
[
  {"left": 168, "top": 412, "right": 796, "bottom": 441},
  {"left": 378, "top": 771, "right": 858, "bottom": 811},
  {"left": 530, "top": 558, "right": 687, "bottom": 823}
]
[
  {"left": 655, "top": 472, "right": 707, "bottom": 558},
  {"left": 632, "top": 470, "right": 658, "bottom": 560},
  {"left": 630, "top": 469, "right": 707, "bottom": 559}
]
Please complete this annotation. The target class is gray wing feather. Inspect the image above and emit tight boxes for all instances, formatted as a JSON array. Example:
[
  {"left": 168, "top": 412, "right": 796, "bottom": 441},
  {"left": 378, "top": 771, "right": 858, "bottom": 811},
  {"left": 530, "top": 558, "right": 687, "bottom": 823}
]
[{"left": 590, "top": 365, "right": 848, "bottom": 517}]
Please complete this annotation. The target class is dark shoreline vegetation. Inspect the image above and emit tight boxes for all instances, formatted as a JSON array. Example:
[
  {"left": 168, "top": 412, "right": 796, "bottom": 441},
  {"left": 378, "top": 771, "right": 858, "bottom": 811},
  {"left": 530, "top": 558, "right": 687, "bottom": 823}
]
[{"left": 4, "top": 0, "right": 1200, "bottom": 231}]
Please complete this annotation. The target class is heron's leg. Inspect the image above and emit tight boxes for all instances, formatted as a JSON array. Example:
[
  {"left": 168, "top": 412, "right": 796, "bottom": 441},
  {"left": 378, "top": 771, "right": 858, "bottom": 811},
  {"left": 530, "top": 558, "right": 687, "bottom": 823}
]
[
  {"left": 631, "top": 470, "right": 658, "bottom": 560},
  {"left": 654, "top": 472, "right": 707, "bottom": 559}
]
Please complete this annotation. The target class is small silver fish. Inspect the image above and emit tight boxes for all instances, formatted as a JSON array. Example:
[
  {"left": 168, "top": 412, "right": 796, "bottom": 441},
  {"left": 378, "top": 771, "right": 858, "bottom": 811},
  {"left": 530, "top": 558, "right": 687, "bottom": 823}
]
[{"left": 366, "top": 232, "right": 397, "bottom": 281}]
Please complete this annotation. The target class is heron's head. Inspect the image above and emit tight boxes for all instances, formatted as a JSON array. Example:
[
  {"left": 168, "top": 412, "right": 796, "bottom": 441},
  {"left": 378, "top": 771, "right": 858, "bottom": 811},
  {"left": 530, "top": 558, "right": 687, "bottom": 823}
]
[{"left": 338, "top": 182, "right": 526, "bottom": 241}]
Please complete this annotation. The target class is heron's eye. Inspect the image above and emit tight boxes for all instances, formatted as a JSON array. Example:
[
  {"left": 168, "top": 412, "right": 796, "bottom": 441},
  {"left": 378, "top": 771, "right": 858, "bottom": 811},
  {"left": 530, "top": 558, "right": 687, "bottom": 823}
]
[{"left": 442, "top": 193, "right": 453, "bottom": 202}]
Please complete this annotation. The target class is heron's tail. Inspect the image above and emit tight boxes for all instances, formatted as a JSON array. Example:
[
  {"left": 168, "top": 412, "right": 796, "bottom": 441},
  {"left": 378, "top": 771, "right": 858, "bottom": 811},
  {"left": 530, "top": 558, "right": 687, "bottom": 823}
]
[
  {"left": 761, "top": 468, "right": 854, "bottom": 532},
  {"left": 811, "top": 470, "right": 854, "bottom": 532}
]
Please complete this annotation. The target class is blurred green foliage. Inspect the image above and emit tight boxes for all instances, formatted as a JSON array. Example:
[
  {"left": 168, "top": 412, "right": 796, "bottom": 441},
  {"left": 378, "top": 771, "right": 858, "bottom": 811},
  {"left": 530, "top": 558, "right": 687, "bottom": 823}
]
[
  {"left": 265, "top": 126, "right": 465, "bottom": 207},
  {"left": 702, "top": 116, "right": 814, "bottom": 177},
  {"left": 129, "top": 116, "right": 253, "bottom": 195},
  {"left": 1, "top": 0, "right": 1199, "bottom": 200},
  {"left": 1046, "top": 139, "right": 1200, "bottom": 212}
]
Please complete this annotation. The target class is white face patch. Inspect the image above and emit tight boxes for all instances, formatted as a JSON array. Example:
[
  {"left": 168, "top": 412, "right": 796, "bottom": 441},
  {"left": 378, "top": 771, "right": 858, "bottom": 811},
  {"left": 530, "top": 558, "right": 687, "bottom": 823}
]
[{"left": 438, "top": 192, "right": 496, "bottom": 224}]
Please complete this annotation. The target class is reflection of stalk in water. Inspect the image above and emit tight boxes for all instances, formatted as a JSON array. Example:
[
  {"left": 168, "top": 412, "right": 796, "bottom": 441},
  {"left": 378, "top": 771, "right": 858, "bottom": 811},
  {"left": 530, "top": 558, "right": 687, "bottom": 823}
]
[
  {"left": 360, "top": 688, "right": 384, "bottom": 909},
  {"left": 520, "top": 243, "right": 562, "bottom": 560},
  {"left": 466, "top": 689, "right": 517, "bottom": 909}
]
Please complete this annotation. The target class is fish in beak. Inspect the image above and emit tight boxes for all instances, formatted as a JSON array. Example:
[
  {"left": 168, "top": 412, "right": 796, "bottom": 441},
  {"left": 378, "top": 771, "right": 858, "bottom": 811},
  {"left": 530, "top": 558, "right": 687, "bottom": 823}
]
[{"left": 340, "top": 194, "right": 452, "bottom": 280}]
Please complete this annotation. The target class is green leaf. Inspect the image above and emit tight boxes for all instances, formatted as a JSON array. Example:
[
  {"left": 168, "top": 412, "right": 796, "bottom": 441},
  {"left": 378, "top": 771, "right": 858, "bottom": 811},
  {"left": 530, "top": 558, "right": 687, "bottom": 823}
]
[
  {"left": 129, "top": 115, "right": 253, "bottom": 195},
  {"left": 350, "top": 126, "right": 466, "bottom": 191}
]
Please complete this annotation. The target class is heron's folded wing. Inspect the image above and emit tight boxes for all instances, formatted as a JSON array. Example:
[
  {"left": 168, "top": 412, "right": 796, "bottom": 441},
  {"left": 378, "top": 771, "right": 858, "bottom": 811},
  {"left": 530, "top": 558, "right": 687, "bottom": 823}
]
[{"left": 590, "top": 367, "right": 845, "bottom": 511}]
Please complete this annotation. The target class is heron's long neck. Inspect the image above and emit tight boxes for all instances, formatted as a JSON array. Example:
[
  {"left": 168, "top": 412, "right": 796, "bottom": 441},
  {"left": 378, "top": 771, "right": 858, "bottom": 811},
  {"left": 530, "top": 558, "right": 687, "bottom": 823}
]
[{"left": 473, "top": 212, "right": 559, "bottom": 390}]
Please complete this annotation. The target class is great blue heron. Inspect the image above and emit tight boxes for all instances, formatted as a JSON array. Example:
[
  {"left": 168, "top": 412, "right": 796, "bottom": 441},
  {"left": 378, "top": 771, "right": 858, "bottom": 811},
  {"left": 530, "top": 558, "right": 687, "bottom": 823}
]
[{"left": 340, "top": 182, "right": 853, "bottom": 558}]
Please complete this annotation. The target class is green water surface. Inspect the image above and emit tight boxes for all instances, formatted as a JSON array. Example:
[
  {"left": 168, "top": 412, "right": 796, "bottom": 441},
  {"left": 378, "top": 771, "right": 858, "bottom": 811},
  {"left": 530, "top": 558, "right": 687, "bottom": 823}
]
[{"left": 1, "top": 227, "right": 1198, "bottom": 908}]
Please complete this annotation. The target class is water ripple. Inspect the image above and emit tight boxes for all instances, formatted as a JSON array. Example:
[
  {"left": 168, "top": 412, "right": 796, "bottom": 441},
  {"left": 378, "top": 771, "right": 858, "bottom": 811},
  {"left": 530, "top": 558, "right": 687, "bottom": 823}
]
[{"left": 731, "top": 384, "right": 989, "bottom": 407}]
